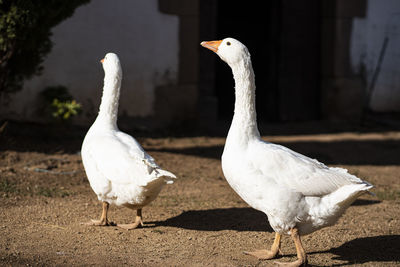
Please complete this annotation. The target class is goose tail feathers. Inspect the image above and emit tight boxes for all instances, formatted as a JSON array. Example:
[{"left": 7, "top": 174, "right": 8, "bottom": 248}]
[
  {"left": 326, "top": 182, "right": 373, "bottom": 209},
  {"left": 156, "top": 169, "right": 177, "bottom": 184}
]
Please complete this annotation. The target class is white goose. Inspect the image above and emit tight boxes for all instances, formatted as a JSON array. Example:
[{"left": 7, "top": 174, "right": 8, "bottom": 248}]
[
  {"left": 81, "top": 53, "right": 176, "bottom": 230},
  {"left": 201, "top": 38, "right": 373, "bottom": 266}
]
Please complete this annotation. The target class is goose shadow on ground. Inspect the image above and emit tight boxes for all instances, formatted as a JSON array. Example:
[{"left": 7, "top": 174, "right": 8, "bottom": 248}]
[
  {"left": 351, "top": 199, "right": 381, "bottom": 206},
  {"left": 149, "top": 207, "right": 273, "bottom": 232},
  {"left": 307, "top": 235, "right": 400, "bottom": 266},
  {"left": 148, "top": 200, "right": 379, "bottom": 231}
]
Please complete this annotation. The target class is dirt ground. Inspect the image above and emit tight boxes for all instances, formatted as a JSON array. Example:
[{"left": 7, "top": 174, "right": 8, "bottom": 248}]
[{"left": 0, "top": 121, "right": 399, "bottom": 266}]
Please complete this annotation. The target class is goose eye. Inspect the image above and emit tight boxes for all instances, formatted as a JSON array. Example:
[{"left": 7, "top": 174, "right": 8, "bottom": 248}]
[{"left": 226, "top": 42, "right": 231, "bottom": 46}]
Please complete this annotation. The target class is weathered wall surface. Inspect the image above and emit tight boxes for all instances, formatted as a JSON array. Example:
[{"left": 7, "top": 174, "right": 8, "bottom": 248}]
[
  {"left": 2, "top": 0, "right": 179, "bottom": 125},
  {"left": 321, "top": 0, "right": 400, "bottom": 121},
  {"left": 350, "top": 0, "right": 400, "bottom": 112}
]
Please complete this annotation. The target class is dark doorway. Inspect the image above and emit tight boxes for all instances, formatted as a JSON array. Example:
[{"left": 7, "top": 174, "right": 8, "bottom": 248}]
[{"left": 209, "top": 0, "right": 321, "bottom": 122}]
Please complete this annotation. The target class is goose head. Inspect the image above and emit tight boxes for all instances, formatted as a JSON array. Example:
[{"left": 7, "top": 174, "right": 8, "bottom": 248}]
[
  {"left": 201, "top": 38, "right": 250, "bottom": 66},
  {"left": 101, "top": 53, "right": 122, "bottom": 79}
]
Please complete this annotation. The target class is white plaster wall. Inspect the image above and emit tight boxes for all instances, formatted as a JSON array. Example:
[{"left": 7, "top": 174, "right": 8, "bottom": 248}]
[
  {"left": 3, "top": 0, "right": 179, "bottom": 124},
  {"left": 350, "top": 0, "right": 400, "bottom": 111}
]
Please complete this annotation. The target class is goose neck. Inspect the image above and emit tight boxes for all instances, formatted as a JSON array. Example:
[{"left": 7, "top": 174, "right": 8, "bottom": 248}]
[
  {"left": 97, "top": 74, "right": 121, "bottom": 128},
  {"left": 229, "top": 58, "right": 260, "bottom": 140}
]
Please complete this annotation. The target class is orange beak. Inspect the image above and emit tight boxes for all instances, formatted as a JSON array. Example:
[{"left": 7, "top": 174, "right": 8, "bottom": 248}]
[
  {"left": 200, "top": 40, "right": 222, "bottom": 53},
  {"left": 100, "top": 58, "right": 104, "bottom": 63}
]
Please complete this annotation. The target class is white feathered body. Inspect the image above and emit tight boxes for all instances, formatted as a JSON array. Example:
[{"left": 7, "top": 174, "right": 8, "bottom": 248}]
[
  {"left": 81, "top": 53, "right": 175, "bottom": 210},
  {"left": 82, "top": 122, "right": 175, "bottom": 209},
  {"left": 222, "top": 137, "right": 372, "bottom": 235}
]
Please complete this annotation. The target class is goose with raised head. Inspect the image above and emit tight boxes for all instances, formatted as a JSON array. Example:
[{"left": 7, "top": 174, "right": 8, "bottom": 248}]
[
  {"left": 81, "top": 53, "right": 176, "bottom": 230},
  {"left": 201, "top": 38, "right": 373, "bottom": 266}
]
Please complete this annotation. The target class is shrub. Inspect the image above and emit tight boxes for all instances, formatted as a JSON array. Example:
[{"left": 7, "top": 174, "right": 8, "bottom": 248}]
[{"left": 0, "top": 0, "right": 90, "bottom": 98}]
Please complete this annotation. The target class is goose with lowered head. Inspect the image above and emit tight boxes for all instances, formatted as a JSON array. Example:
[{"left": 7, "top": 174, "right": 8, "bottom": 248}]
[
  {"left": 201, "top": 38, "right": 373, "bottom": 266},
  {"left": 81, "top": 53, "right": 176, "bottom": 230}
]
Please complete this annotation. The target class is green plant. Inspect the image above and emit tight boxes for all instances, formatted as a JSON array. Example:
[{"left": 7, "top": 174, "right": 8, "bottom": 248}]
[
  {"left": 0, "top": 0, "right": 90, "bottom": 97},
  {"left": 51, "top": 98, "right": 81, "bottom": 120},
  {"left": 0, "top": 179, "right": 18, "bottom": 197},
  {"left": 0, "top": 178, "right": 16, "bottom": 192},
  {"left": 375, "top": 189, "right": 400, "bottom": 201},
  {"left": 35, "top": 186, "right": 70, "bottom": 198},
  {"left": 40, "top": 85, "right": 82, "bottom": 121}
]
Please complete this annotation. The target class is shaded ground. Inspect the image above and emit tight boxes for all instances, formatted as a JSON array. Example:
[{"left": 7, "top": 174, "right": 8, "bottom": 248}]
[{"left": 0, "top": 121, "right": 399, "bottom": 266}]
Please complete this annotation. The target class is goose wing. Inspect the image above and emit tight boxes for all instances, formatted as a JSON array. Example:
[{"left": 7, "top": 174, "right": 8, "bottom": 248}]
[
  {"left": 249, "top": 140, "right": 366, "bottom": 196},
  {"left": 115, "top": 132, "right": 176, "bottom": 182},
  {"left": 83, "top": 132, "right": 160, "bottom": 187},
  {"left": 115, "top": 131, "right": 160, "bottom": 169}
]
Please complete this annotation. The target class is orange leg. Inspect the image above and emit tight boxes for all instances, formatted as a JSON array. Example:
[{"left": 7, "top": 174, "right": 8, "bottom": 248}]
[
  {"left": 244, "top": 232, "right": 282, "bottom": 259},
  {"left": 83, "top": 201, "right": 112, "bottom": 226},
  {"left": 275, "top": 228, "right": 307, "bottom": 266},
  {"left": 117, "top": 209, "right": 144, "bottom": 230}
]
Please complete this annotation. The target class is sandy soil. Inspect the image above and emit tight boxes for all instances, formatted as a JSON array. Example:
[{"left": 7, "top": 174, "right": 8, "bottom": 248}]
[{"left": 0, "top": 121, "right": 399, "bottom": 266}]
